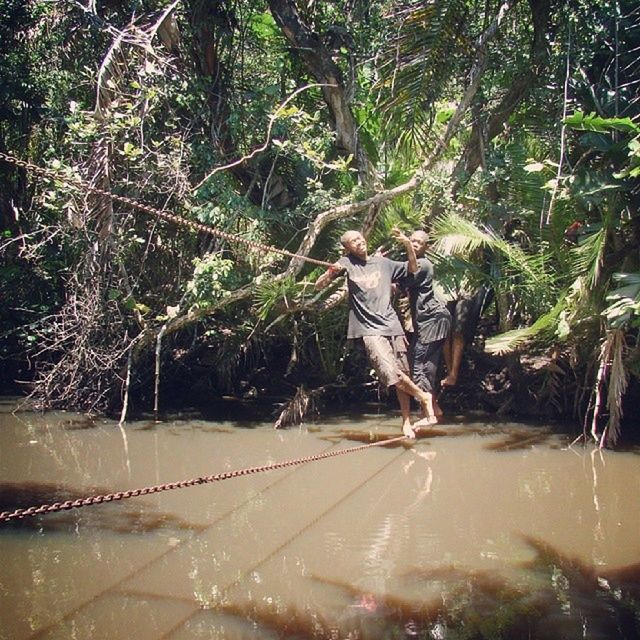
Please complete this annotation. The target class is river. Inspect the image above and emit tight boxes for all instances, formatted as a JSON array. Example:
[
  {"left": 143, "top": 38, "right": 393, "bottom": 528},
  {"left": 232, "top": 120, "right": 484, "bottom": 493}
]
[{"left": 1, "top": 397, "right": 639, "bottom": 639}]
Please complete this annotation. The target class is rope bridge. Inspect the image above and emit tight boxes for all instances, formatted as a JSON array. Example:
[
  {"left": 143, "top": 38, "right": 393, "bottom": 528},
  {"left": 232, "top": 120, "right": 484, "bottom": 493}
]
[{"left": 0, "top": 434, "right": 408, "bottom": 523}]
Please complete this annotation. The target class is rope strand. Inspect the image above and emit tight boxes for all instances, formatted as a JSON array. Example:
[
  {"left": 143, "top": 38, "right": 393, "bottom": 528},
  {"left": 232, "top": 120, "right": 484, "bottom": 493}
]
[
  {"left": 0, "top": 152, "right": 334, "bottom": 268},
  {"left": 0, "top": 435, "right": 408, "bottom": 522}
]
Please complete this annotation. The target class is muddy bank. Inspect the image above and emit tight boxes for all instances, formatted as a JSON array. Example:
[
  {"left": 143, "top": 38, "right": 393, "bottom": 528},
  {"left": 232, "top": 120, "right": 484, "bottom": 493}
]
[{"left": 6, "top": 326, "right": 638, "bottom": 445}]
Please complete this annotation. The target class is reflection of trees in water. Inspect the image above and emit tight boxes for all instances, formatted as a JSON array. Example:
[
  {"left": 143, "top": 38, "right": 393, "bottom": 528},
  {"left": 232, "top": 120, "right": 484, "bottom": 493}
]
[
  {"left": 520, "top": 535, "right": 640, "bottom": 640},
  {"left": 0, "top": 482, "right": 205, "bottom": 534},
  {"left": 483, "top": 427, "right": 554, "bottom": 452},
  {"left": 200, "top": 537, "right": 640, "bottom": 639}
]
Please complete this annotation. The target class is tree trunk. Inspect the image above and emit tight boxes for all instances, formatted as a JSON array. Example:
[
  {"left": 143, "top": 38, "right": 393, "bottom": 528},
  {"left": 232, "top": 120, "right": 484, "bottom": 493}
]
[{"left": 267, "top": 0, "right": 375, "bottom": 188}]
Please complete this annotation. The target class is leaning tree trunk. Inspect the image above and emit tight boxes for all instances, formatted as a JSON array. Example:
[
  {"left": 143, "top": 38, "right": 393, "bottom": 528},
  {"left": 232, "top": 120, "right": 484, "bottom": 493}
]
[{"left": 267, "top": 0, "right": 376, "bottom": 190}]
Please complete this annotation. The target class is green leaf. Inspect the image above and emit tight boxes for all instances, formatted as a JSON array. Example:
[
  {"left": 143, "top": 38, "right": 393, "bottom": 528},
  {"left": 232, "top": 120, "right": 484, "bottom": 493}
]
[
  {"left": 249, "top": 11, "right": 278, "bottom": 40},
  {"left": 564, "top": 111, "right": 639, "bottom": 134}
]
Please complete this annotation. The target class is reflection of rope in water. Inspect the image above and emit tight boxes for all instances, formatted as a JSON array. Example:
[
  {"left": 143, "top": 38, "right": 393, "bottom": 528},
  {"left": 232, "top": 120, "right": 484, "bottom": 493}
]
[
  {"left": 215, "top": 444, "right": 408, "bottom": 603},
  {"left": 0, "top": 435, "right": 408, "bottom": 522}
]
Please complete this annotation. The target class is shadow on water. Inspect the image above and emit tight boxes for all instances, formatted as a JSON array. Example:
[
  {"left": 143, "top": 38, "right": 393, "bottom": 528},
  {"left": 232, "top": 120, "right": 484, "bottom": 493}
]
[
  {"left": 0, "top": 482, "right": 206, "bottom": 534},
  {"left": 58, "top": 416, "right": 98, "bottom": 430},
  {"left": 483, "top": 427, "right": 556, "bottom": 452},
  {"left": 197, "top": 538, "right": 640, "bottom": 640},
  {"left": 318, "top": 430, "right": 414, "bottom": 448}
]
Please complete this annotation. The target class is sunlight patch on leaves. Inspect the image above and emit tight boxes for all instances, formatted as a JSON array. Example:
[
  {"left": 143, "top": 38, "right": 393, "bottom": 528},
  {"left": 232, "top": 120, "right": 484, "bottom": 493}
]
[{"left": 603, "top": 272, "right": 640, "bottom": 329}]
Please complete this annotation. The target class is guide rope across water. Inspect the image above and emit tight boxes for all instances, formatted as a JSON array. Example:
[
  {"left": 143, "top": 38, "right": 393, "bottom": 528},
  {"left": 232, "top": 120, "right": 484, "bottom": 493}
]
[
  {"left": 0, "top": 152, "right": 334, "bottom": 269},
  {"left": 0, "top": 435, "right": 409, "bottom": 523}
]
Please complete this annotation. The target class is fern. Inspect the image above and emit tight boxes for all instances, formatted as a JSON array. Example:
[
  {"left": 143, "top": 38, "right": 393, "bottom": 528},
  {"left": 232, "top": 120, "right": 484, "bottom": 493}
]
[{"left": 252, "top": 276, "right": 300, "bottom": 321}]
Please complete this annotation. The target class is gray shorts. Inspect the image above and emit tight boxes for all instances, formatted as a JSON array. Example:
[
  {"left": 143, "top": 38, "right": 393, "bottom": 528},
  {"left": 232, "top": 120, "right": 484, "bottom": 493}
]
[{"left": 361, "top": 335, "right": 409, "bottom": 388}]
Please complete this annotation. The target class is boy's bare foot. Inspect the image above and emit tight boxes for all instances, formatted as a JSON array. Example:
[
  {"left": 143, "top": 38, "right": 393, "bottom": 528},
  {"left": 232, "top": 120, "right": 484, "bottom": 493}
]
[
  {"left": 441, "top": 374, "right": 457, "bottom": 388},
  {"left": 413, "top": 415, "right": 438, "bottom": 428},
  {"left": 419, "top": 393, "right": 435, "bottom": 420},
  {"left": 402, "top": 422, "right": 417, "bottom": 439}
]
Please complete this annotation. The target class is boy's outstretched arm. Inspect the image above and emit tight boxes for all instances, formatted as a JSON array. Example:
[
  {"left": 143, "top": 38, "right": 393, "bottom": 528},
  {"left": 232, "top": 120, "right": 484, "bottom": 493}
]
[{"left": 314, "top": 262, "right": 344, "bottom": 290}]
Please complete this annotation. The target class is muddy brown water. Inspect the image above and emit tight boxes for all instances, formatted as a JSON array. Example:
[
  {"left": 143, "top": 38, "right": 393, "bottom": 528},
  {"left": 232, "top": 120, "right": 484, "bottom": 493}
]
[{"left": 1, "top": 398, "right": 639, "bottom": 640}]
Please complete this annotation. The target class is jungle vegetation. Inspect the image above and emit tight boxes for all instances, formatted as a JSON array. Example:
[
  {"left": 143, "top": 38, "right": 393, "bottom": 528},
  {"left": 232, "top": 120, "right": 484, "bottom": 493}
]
[{"left": 0, "top": 0, "right": 638, "bottom": 447}]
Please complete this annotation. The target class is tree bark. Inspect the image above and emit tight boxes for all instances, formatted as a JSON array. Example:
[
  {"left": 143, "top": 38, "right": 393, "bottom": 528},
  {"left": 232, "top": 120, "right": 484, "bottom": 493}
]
[{"left": 267, "top": 0, "right": 375, "bottom": 187}]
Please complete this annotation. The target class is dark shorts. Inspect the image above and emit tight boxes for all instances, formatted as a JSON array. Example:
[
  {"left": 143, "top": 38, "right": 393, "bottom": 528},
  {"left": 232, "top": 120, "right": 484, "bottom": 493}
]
[
  {"left": 447, "top": 292, "right": 483, "bottom": 342},
  {"left": 409, "top": 336, "right": 445, "bottom": 393},
  {"left": 361, "top": 335, "right": 409, "bottom": 388}
]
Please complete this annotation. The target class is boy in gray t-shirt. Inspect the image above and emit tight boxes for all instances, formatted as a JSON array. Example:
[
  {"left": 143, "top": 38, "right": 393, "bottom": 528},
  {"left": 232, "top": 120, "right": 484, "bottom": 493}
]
[{"left": 315, "top": 230, "right": 436, "bottom": 437}]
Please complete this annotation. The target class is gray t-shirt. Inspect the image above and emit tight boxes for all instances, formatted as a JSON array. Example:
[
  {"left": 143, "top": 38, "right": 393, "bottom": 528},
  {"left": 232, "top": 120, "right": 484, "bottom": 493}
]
[
  {"left": 402, "top": 257, "right": 451, "bottom": 343},
  {"left": 337, "top": 255, "right": 407, "bottom": 338}
]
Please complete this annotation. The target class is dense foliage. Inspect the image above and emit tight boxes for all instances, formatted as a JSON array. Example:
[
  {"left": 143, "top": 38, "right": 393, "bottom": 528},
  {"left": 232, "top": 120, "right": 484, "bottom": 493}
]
[{"left": 0, "top": 0, "right": 637, "bottom": 445}]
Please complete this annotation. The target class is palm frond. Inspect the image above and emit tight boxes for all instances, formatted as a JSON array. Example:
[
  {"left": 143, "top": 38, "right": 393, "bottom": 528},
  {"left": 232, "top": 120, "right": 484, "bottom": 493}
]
[
  {"left": 593, "top": 329, "right": 629, "bottom": 447},
  {"left": 368, "top": 194, "right": 423, "bottom": 253},
  {"left": 273, "top": 385, "right": 315, "bottom": 429},
  {"left": 485, "top": 301, "right": 565, "bottom": 355},
  {"left": 432, "top": 211, "right": 552, "bottom": 290},
  {"left": 604, "top": 329, "right": 629, "bottom": 446},
  {"left": 375, "top": 0, "right": 469, "bottom": 150},
  {"left": 253, "top": 275, "right": 300, "bottom": 321},
  {"left": 568, "top": 226, "right": 606, "bottom": 287},
  {"left": 536, "top": 358, "right": 567, "bottom": 414},
  {"left": 432, "top": 211, "right": 497, "bottom": 254}
]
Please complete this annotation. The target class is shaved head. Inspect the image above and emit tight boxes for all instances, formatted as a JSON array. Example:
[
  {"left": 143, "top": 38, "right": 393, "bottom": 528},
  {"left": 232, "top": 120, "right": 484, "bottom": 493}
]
[
  {"left": 340, "top": 230, "right": 367, "bottom": 259},
  {"left": 409, "top": 230, "right": 429, "bottom": 257},
  {"left": 341, "top": 230, "right": 361, "bottom": 246},
  {"left": 410, "top": 230, "right": 429, "bottom": 243}
]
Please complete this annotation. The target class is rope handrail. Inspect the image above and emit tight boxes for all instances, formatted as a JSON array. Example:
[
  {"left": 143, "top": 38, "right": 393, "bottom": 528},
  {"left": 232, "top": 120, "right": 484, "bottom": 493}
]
[
  {"left": 0, "top": 435, "right": 408, "bottom": 523},
  {"left": 0, "top": 151, "right": 334, "bottom": 269}
]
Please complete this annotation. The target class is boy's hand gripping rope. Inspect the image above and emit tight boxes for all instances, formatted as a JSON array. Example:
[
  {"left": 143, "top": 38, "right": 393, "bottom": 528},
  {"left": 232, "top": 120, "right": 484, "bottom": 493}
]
[
  {"left": 0, "top": 152, "right": 334, "bottom": 269},
  {"left": 0, "top": 435, "right": 408, "bottom": 523}
]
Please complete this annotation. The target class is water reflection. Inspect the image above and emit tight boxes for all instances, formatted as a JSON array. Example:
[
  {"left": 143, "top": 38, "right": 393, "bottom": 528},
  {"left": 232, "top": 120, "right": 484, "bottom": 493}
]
[
  {"left": 0, "top": 405, "right": 639, "bottom": 639},
  {"left": 0, "top": 482, "right": 206, "bottom": 534}
]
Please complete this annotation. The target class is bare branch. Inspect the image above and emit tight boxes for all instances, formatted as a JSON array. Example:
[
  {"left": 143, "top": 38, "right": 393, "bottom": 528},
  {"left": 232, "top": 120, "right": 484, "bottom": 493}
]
[{"left": 191, "top": 83, "right": 337, "bottom": 191}]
